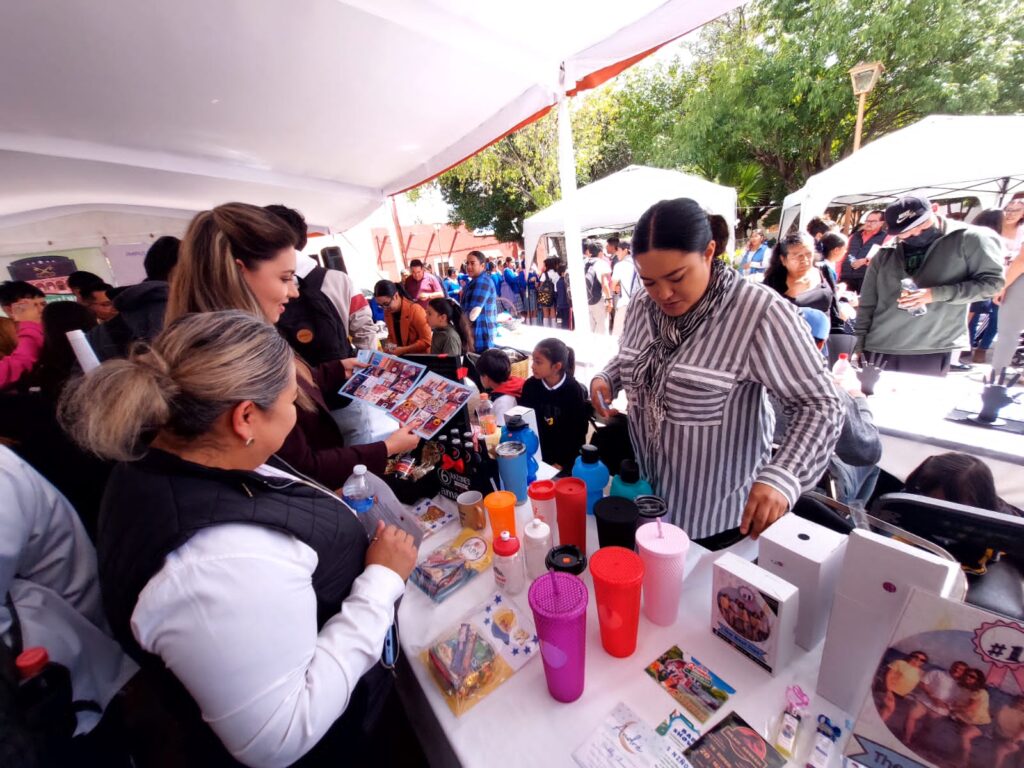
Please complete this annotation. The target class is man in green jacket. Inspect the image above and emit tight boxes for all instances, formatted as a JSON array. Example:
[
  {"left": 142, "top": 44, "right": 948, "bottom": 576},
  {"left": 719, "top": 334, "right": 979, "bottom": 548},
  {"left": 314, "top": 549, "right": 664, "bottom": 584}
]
[{"left": 854, "top": 196, "right": 1004, "bottom": 376}]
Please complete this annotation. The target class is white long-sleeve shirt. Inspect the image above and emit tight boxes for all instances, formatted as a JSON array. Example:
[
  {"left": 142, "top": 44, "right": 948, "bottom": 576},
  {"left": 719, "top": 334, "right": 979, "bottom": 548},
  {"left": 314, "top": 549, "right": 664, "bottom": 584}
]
[
  {"left": 130, "top": 468, "right": 405, "bottom": 768},
  {"left": 0, "top": 446, "right": 138, "bottom": 735}
]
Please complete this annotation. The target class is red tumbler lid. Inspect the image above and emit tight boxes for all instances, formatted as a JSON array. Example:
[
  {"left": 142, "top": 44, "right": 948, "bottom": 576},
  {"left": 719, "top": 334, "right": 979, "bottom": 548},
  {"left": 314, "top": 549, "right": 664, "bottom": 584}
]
[
  {"left": 590, "top": 546, "right": 645, "bottom": 586},
  {"left": 493, "top": 530, "right": 520, "bottom": 556},
  {"left": 555, "top": 477, "right": 586, "bottom": 495},
  {"left": 528, "top": 479, "right": 556, "bottom": 501},
  {"left": 16, "top": 647, "right": 49, "bottom": 679}
]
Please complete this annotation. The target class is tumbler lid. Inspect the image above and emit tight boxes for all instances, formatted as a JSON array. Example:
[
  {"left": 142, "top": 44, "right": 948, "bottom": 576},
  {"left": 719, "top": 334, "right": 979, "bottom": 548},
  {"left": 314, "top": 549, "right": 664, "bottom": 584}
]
[
  {"left": 493, "top": 530, "right": 520, "bottom": 556},
  {"left": 506, "top": 414, "right": 526, "bottom": 430},
  {"left": 545, "top": 544, "right": 587, "bottom": 575},
  {"left": 590, "top": 546, "right": 644, "bottom": 586},
  {"left": 593, "top": 497, "right": 639, "bottom": 525},
  {"left": 635, "top": 494, "right": 668, "bottom": 520},
  {"left": 16, "top": 647, "right": 49, "bottom": 680},
  {"left": 580, "top": 444, "right": 600, "bottom": 464},
  {"left": 528, "top": 479, "right": 556, "bottom": 501}
]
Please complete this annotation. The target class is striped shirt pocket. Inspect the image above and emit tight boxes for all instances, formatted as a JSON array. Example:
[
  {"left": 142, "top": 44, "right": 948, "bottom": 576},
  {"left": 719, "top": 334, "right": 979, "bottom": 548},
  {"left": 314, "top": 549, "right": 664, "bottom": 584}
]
[
  {"left": 618, "top": 346, "right": 643, "bottom": 388},
  {"left": 663, "top": 363, "right": 736, "bottom": 426}
]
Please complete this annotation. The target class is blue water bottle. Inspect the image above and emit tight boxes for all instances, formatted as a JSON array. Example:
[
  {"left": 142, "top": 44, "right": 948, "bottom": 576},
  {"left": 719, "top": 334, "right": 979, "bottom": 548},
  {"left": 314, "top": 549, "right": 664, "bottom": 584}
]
[
  {"left": 609, "top": 459, "right": 654, "bottom": 501},
  {"left": 572, "top": 445, "right": 610, "bottom": 515},
  {"left": 496, "top": 441, "right": 530, "bottom": 503},
  {"left": 500, "top": 414, "right": 539, "bottom": 483}
]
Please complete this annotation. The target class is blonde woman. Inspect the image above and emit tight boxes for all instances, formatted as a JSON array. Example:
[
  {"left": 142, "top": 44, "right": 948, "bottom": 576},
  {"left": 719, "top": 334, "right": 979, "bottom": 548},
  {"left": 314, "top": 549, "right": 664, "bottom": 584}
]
[
  {"left": 167, "top": 203, "right": 418, "bottom": 489},
  {"left": 59, "top": 311, "right": 417, "bottom": 766}
]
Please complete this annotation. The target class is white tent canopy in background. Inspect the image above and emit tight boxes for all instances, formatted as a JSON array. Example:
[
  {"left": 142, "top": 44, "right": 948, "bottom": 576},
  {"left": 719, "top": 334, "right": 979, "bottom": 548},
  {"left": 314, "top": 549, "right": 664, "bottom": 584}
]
[
  {"left": 0, "top": 0, "right": 742, "bottom": 257},
  {"left": 523, "top": 165, "right": 738, "bottom": 263},
  {"left": 779, "top": 115, "right": 1024, "bottom": 234}
]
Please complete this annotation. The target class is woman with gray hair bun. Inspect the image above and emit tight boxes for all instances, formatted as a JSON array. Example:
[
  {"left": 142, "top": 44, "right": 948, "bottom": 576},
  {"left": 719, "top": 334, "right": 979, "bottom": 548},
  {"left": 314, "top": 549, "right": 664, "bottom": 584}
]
[{"left": 59, "top": 310, "right": 417, "bottom": 767}]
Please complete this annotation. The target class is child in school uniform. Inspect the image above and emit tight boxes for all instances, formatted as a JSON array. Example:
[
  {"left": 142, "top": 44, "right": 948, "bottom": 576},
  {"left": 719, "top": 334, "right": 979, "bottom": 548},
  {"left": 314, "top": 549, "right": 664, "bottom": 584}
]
[
  {"left": 476, "top": 348, "right": 526, "bottom": 426},
  {"left": 519, "top": 338, "right": 591, "bottom": 470},
  {"left": 425, "top": 297, "right": 473, "bottom": 357}
]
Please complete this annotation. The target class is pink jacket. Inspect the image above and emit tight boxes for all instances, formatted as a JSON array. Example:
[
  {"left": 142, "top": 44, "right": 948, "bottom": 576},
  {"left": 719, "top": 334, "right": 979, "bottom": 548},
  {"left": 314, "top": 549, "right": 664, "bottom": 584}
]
[{"left": 0, "top": 320, "right": 43, "bottom": 389}]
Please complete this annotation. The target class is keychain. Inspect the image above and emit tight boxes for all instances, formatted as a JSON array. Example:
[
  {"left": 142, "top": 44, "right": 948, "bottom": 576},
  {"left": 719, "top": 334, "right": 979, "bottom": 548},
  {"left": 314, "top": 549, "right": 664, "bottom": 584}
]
[
  {"left": 805, "top": 714, "right": 841, "bottom": 768},
  {"left": 774, "top": 685, "right": 809, "bottom": 758}
]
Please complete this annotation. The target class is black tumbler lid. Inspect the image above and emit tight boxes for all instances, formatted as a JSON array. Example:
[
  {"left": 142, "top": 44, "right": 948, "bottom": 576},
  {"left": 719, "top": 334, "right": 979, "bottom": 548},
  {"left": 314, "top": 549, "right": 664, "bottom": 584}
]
[
  {"left": 581, "top": 444, "right": 600, "bottom": 464},
  {"left": 545, "top": 544, "right": 587, "bottom": 575},
  {"left": 619, "top": 459, "right": 640, "bottom": 484},
  {"left": 593, "top": 497, "right": 639, "bottom": 525},
  {"left": 635, "top": 494, "right": 667, "bottom": 520},
  {"left": 506, "top": 414, "right": 525, "bottom": 430}
]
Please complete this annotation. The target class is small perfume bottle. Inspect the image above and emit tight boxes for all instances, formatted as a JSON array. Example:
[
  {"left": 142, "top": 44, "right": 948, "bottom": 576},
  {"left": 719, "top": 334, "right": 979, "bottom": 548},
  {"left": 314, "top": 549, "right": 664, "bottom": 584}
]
[{"left": 774, "top": 685, "right": 809, "bottom": 758}]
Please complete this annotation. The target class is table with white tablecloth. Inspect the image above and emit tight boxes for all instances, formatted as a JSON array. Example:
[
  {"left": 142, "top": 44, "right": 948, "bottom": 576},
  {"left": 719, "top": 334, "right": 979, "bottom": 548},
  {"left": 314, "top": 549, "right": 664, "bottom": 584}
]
[
  {"left": 865, "top": 371, "right": 1024, "bottom": 507},
  {"left": 396, "top": 494, "right": 852, "bottom": 768}
]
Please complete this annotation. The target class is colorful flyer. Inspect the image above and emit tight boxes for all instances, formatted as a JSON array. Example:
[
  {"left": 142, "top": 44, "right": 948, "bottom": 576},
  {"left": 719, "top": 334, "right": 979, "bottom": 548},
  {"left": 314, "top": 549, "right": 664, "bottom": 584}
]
[
  {"left": 339, "top": 351, "right": 425, "bottom": 410},
  {"left": 682, "top": 712, "right": 785, "bottom": 768},
  {"left": 339, "top": 351, "right": 471, "bottom": 438},
  {"left": 573, "top": 702, "right": 662, "bottom": 768},
  {"left": 391, "top": 371, "right": 473, "bottom": 439},
  {"left": 846, "top": 589, "right": 1024, "bottom": 768},
  {"left": 645, "top": 646, "right": 736, "bottom": 723},
  {"left": 469, "top": 592, "right": 539, "bottom": 671},
  {"left": 655, "top": 710, "right": 700, "bottom": 768}
]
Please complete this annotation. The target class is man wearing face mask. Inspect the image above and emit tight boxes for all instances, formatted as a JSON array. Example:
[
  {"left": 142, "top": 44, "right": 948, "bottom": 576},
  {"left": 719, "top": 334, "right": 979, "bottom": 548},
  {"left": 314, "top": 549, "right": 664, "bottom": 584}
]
[{"left": 854, "top": 196, "right": 1004, "bottom": 376}]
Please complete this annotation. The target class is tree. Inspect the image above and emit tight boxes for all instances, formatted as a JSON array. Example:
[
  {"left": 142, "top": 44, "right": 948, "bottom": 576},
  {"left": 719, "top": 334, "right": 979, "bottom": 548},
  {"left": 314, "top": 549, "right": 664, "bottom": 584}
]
[
  {"left": 640, "top": 0, "right": 1024, "bottom": 207},
  {"left": 436, "top": 90, "right": 630, "bottom": 243}
]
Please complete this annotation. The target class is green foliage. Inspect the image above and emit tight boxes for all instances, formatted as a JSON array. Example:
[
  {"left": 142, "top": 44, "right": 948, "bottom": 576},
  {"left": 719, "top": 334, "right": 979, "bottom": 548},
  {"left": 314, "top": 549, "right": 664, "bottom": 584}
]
[{"left": 433, "top": 0, "right": 1023, "bottom": 239}]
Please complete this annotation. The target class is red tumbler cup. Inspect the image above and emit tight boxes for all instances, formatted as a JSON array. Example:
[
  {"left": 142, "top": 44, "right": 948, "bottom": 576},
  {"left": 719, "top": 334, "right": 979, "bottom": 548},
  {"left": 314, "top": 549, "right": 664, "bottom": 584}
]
[
  {"left": 588, "top": 546, "right": 645, "bottom": 658},
  {"left": 555, "top": 477, "right": 587, "bottom": 553}
]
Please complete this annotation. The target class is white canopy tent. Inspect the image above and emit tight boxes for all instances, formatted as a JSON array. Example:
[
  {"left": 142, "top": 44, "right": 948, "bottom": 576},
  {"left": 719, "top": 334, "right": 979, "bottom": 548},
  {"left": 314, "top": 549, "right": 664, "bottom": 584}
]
[
  {"left": 523, "top": 165, "right": 738, "bottom": 264},
  {"left": 779, "top": 115, "right": 1024, "bottom": 234},
  {"left": 0, "top": 0, "right": 742, "bottom": 258}
]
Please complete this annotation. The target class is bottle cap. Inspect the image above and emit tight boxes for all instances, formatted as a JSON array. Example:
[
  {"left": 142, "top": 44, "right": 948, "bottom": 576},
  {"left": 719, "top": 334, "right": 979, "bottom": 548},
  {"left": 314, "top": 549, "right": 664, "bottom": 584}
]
[
  {"left": 528, "top": 479, "right": 556, "bottom": 501},
  {"left": 16, "top": 647, "right": 49, "bottom": 680},
  {"left": 545, "top": 544, "right": 587, "bottom": 575},
  {"left": 493, "top": 530, "right": 520, "bottom": 556},
  {"left": 506, "top": 414, "right": 525, "bottom": 430},
  {"left": 838, "top": 353, "right": 848, "bottom": 361},
  {"left": 525, "top": 517, "right": 551, "bottom": 539},
  {"left": 619, "top": 459, "right": 640, "bottom": 484},
  {"left": 354, "top": 464, "right": 367, "bottom": 476},
  {"left": 581, "top": 444, "right": 600, "bottom": 464},
  {"left": 479, "top": 393, "right": 490, "bottom": 401}
]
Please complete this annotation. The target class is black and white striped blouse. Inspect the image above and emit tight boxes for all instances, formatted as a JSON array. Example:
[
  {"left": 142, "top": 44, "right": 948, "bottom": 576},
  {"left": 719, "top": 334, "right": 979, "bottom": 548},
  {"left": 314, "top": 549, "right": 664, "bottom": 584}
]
[{"left": 597, "top": 277, "right": 844, "bottom": 539}]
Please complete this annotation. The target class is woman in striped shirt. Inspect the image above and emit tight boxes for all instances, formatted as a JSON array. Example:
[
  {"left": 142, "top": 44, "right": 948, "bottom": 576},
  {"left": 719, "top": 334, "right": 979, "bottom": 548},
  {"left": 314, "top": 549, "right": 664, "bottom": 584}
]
[{"left": 591, "top": 198, "right": 843, "bottom": 542}]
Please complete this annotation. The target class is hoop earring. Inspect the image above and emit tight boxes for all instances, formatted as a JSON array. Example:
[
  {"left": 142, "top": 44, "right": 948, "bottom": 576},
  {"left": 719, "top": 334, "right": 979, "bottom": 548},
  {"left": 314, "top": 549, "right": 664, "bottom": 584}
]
[{"left": 245, "top": 437, "right": 255, "bottom": 447}]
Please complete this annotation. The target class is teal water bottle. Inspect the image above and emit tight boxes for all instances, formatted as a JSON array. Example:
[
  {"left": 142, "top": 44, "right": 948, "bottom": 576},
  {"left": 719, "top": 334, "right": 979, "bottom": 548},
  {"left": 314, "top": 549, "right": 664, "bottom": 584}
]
[
  {"left": 572, "top": 445, "right": 610, "bottom": 515},
  {"left": 609, "top": 459, "right": 653, "bottom": 501}
]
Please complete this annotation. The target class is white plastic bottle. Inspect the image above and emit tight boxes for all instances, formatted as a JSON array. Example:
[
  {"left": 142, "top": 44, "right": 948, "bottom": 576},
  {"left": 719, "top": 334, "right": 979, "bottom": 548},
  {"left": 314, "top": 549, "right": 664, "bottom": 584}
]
[
  {"left": 523, "top": 518, "right": 553, "bottom": 580},
  {"left": 831, "top": 352, "right": 851, "bottom": 381},
  {"left": 341, "top": 464, "right": 379, "bottom": 536},
  {"left": 492, "top": 530, "right": 526, "bottom": 594}
]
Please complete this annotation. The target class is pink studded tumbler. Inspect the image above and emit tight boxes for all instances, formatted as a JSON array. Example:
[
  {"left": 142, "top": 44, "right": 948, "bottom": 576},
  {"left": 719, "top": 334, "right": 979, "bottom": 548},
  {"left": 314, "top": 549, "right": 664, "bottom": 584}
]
[
  {"left": 527, "top": 571, "right": 588, "bottom": 702},
  {"left": 635, "top": 521, "right": 690, "bottom": 626}
]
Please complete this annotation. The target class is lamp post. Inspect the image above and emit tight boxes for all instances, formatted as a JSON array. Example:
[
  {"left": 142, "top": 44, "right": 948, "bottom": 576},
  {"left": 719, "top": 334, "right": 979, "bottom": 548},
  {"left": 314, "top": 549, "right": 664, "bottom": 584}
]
[{"left": 849, "top": 61, "right": 884, "bottom": 152}]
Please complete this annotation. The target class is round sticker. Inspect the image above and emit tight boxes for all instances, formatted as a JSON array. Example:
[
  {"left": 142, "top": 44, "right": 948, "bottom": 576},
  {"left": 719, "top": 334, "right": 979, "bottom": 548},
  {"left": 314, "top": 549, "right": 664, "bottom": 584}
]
[{"left": 296, "top": 328, "right": 314, "bottom": 344}]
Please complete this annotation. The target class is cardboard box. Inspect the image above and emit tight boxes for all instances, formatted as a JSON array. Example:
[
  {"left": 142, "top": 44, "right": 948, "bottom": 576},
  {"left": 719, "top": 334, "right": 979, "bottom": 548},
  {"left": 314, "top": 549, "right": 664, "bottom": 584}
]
[
  {"left": 815, "top": 529, "right": 962, "bottom": 713},
  {"left": 711, "top": 552, "right": 799, "bottom": 676},
  {"left": 758, "top": 514, "right": 847, "bottom": 651}
]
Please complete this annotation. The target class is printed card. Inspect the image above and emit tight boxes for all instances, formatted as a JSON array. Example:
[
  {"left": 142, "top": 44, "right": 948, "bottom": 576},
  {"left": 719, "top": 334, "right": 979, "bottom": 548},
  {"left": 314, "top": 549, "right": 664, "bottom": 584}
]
[
  {"left": 573, "top": 702, "right": 662, "bottom": 768},
  {"left": 645, "top": 646, "right": 736, "bottom": 723},
  {"left": 682, "top": 712, "right": 785, "bottom": 768}
]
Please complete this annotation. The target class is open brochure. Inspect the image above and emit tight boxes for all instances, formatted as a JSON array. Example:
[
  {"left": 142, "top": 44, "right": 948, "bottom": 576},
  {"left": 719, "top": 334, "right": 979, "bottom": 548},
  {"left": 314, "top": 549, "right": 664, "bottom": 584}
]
[{"left": 340, "top": 351, "right": 472, "bottom": 439}]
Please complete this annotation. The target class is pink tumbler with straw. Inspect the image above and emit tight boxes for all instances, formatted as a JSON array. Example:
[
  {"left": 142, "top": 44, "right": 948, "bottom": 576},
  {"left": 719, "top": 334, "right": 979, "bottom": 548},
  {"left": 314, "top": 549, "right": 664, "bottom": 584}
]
[
  {"left": 528, "top": 571, "right": 589, "bottom": 702},
  {"left": 635, "top": 521, "right": 690, "bottom": 626}
]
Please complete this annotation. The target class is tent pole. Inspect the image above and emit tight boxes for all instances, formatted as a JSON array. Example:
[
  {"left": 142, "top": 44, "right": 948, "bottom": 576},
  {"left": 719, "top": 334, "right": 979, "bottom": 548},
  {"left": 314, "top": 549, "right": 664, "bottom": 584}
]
[
  {"left": 558, "top": 86, "right": 587, "bottom": 334},
  {"left": 388, "top": 196, "right": 408, "bottom": 277}
]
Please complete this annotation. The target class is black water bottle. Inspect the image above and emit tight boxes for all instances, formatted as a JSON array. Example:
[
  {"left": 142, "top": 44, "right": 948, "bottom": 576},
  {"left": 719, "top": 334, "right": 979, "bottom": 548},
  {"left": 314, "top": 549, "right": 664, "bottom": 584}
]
[{"left": 16, "top": 647, "right": 77, "bottom": 746}]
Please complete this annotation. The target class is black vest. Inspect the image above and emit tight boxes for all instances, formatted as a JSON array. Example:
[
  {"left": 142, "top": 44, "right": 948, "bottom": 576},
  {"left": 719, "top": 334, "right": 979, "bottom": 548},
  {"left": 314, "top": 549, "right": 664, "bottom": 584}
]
[{"left": 98, "top": 449, "right": 391, "bottom": 767}]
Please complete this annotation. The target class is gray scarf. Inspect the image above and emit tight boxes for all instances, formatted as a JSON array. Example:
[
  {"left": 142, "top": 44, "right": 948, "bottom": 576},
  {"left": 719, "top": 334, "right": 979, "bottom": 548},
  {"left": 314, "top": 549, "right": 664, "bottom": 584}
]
[{"left": 632, "top": 258, "right": 737, "bottom": 449}]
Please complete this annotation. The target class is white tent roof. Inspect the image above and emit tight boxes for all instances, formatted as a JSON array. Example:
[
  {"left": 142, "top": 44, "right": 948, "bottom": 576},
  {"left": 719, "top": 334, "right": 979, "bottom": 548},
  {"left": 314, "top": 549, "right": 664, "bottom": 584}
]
[
  {"left": 523, "top": 165, "right": 738, "bottom": 260},
  {"left": 0, "top": 0, "right": 741, "bottom": 254},
  {"left": 779, "top": 115, "right": 1024, "bottom": 233}
]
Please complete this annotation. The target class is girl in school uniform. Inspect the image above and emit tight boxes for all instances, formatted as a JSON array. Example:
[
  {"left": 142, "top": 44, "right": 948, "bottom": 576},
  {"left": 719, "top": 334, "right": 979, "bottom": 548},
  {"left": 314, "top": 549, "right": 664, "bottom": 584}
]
[
  {"left": 425, "top": 297, "right": 473, "bottom": 357},
  {"left": 519, "top": 338, "right": 591, "bottom": 470}
]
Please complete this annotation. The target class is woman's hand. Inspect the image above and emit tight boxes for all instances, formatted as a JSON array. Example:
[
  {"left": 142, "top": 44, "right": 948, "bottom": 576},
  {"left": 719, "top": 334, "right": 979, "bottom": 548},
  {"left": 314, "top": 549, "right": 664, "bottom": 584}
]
[
  {"left": 365, "top": 521, "right": 417, "bottom": 581},
  {"left": 590, "top": 378, "right": 618, "bottom": 418},
  {"left": 341, "top": 357, "right": 368, "bottom": 377},
  {"left": 740, "top": 482, "right": 789, "bottom": 539},
  {"left": 384, "top": 425, "right": 420, "bottom": 456}
]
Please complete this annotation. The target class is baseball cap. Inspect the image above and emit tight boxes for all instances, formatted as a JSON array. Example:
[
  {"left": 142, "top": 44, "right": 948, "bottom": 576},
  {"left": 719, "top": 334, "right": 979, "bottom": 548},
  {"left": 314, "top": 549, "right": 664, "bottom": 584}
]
[
  {"left": 884, "top": 196, "right": 932, "bottom": 235},
  {"left": 798, "top": 307, "right": 830, "bottom": 342}
]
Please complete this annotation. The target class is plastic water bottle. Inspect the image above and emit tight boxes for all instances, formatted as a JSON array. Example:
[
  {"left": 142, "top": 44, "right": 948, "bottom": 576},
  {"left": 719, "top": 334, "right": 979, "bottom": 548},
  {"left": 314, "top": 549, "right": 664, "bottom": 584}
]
[
  {"left": 572, "top": 444, "right": 610, "bottom": 515},
  {"left": 899, "top": 278, "right": 927, "bottom": 317},
  {"left": 609, "top": 459, "right": 654, "bottom": 501},
  {"left": 341, "top": 464, "right": 379, "bottom": 536},
  {"left": 831, "top": 353, "right": 851, "bottom": 380},
  {"left": 477, "top": 393, "right": 498, "bottom": 436},
  {"left": 500, "top": 414, "right": 539, "bottom": 483}
]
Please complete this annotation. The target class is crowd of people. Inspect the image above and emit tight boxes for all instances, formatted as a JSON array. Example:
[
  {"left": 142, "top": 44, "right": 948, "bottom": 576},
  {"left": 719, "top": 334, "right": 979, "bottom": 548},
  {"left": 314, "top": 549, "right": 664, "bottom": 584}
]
[{"left": 0, "top": 193, "right": 1019, "bottom": 766}]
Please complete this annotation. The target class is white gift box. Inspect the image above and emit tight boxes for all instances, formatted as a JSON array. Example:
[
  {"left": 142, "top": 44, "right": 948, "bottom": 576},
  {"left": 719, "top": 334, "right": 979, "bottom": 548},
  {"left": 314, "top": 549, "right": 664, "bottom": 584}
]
[
  {"left": 815, "top": 528, "right": 962, "bottom": 713},
  {"left": 758, "top": 514, "right": 847, "bottom": 651},
  {"left": 711, "top": 552, "right": 799, "bottom": 676}
]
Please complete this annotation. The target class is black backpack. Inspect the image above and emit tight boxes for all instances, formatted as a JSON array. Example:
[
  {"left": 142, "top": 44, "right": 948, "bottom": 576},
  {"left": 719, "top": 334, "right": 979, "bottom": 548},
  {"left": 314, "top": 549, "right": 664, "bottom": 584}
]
[
  {"left": 584, "top": 260, "right": 603, "bottom": 305},
  {"left": 277, "top": 267, "right": 354, "bottom": 365}
]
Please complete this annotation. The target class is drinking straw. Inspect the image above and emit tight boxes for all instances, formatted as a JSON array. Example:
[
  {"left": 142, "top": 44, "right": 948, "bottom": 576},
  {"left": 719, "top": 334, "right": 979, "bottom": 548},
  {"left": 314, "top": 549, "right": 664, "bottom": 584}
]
[{"left": 656, "top": 517, "right": 663, "bottom": 538}]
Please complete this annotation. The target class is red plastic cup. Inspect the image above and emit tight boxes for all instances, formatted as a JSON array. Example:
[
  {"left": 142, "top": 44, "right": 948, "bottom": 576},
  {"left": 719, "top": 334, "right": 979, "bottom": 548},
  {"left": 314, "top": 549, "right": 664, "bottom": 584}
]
[
  {"left": 588, "top": 546, "right": 645, "bottom": 658},
  {"left": 555, "top": 478, "right": 587, "bottom": 553}
]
